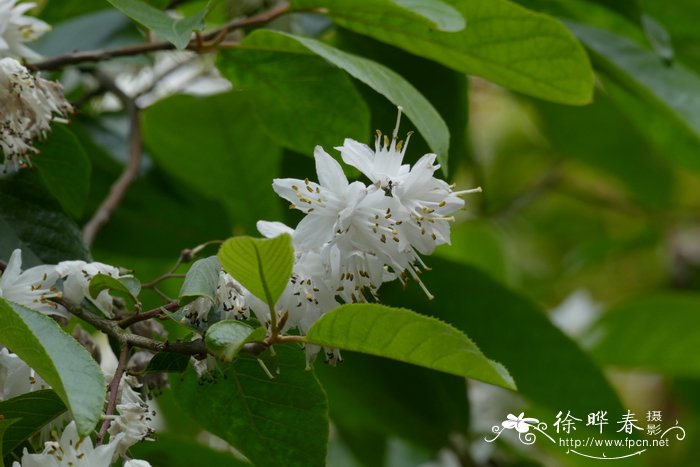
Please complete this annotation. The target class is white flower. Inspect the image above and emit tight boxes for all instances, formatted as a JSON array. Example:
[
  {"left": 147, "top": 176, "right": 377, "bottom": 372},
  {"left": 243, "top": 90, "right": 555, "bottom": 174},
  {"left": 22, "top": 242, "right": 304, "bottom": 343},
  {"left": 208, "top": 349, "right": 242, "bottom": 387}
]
[
  {"left": 12, "top": 421, "right": 123, "bottom": 467},
  {"left": 0, "top": 0, "right": 50, "bottom": 59},
  {"left": 0, "top": 58, "right": 72, "bottom": 174},
  {"left": 55, "top": 260, "right": 127, "bottom": 317},
  {"left": 337, "top": 107, "right": 480, "bottom": 256},
  {"left": 502, "top": 413, "right": 539, "bottom": 433},
  {"left": 0, "top": 347, "right": 49, "bottom": 400},
  {"left": 123, "top": 461, "right": 152, "bottom": 467},
  {"left": 0, "top": 249, "right": 64, "bottom": 316},
  {"left": 106, "top": 375, "right": 154, "bottom": 457},
  {"left": 216, "top": 271, "right": 249, "bottom": 321}
]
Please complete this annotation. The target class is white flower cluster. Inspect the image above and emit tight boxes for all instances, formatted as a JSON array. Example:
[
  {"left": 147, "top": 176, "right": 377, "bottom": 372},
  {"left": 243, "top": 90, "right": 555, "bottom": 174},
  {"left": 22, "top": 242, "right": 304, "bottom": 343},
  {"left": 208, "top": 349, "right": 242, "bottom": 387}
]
[
  {"left": 187, "top": 109, "right": 480, "bottom": 364},
  {"left": 12, "top": 420, "right": 152, "bottom": 467},
  {"left": 0, "top": 349, "right": 153, "bottom": 467},
  {"left": 0, "top": 58, "right": 72, "bottom": 174},
  {"left": 0, "top": 249, "right": 131, "bottom": 318},
  {"left": 0, "top": 0, "right": 49, "bottom": 59}
]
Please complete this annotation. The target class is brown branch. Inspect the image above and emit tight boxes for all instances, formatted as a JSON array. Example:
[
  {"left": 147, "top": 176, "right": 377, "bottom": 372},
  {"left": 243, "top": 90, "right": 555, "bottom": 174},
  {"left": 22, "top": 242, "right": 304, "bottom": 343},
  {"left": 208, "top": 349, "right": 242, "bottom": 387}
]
[
  {"left": 118, "top": 301, "right": 180, "bottom": 328},
  {"left": 82, "top": 76, "right": 142, "bottom": 248},
  {"left": 28, "top": 2, "right": 290, "bottom": 72},
  {"left": 97, "top": 344, "right": 130, "bottom": 444}
]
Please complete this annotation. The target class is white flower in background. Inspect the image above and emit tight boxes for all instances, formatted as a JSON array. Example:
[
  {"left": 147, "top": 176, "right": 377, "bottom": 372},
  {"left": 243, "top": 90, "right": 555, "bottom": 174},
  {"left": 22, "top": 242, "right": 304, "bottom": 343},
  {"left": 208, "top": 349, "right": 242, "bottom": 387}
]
[
  {"left": 12, "top": 421, "right": 123, "bottom": 467},
  {"left": 0, "top": 0, "right": 50, "bottom": 59},
  {"left": 97, "top": 51, "right": 231, "bottom": 110},
  {"left": 123, "top": 461, "right": 152, "bottom": 467},
  {"left": 0, "top": 347, "right": 49, "bottom": 400},
  {"left": 0, "top": 58, "right": 72, "bottom": 174},
  {"left": 0, "top": 249, "right": 65, "bottom": 317},
  {"left": 55, "top": 260, "right": 128, "bottom": 317}
]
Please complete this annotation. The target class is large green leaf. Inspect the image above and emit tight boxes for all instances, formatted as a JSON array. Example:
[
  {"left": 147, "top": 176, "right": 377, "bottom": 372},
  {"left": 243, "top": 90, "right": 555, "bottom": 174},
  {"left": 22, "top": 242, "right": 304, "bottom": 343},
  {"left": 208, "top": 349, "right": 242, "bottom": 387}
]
[
  {"left": 130, "top": 432, "right": 252, "bottom": 467},
  {"left": 0, "top": 419, "right": 18, "bottom": 462},
  {"left": 569, "top": 22, "right": 700, "bottom": 151},
  {"left": 588, "top": 294, "right": 700, "bottom": 377},
  {"left": 305, "top": 303, "right": 516, "bottom": 390},
  {"left": 171, "top": 345, "right": 329, "bottom": 467},
  {"left": 0, "top": 390, "right": 67, "bottom": 458},
  {"left": 218, "top": 32, "right": 370, "bottom": 156},
  {"left": 0, "top": 171, "right": 89, "bottom": 268},
  {"left": 272, "top": 31, "right": 451, "bottom": 171},
  {"left": 33, "top": 125, "right": 91, "bottom": 219},
  {"left": 381, "top": 258, "right": 625, "bottom": 418},
  {"left": 533, "top": 92, "right": 674, "bottom": 206},
  {"left": 141, "top": 92, "right": 282, "bottom": 232},
  {"left": 179, "top": 256, "right": 220, "bottom": 305},
  {"left": 0, "top": 300, "right": 105, "bottom": 436},
  {"left": 315, "top": 354, "right": 469, "bottom": 454},
  {"left": 106, "top": 0, "right": 208, "bottom": 49},
  {"left": 294, "top": 0, "right": 594, "bottom": 104},
  {"left": 217, "top": 235, "right": 293, "bottom": 307}
]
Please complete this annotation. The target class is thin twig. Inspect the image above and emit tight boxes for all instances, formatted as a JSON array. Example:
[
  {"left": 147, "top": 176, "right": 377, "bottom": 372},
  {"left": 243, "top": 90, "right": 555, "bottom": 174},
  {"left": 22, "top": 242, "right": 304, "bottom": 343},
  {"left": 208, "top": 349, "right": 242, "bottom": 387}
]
[
  {"left": 97, "top": 344, "right": 130, "bottom": 444},
  {"left": 28, "top": 2, "right": 290, "bottom": 72},
  {"left": 118, "top": 301, "right": 180, "bottom": 328},
  {"left": 82, "top": 75, "right": 142, "bottom": 248}
]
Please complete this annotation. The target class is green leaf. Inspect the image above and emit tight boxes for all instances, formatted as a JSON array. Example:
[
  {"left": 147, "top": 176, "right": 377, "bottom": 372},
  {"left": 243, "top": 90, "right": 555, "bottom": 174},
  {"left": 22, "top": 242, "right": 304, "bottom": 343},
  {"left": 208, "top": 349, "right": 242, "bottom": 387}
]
[
  {"left": 0, "top": 171, "right": 89, "bottom": 268},
  {"left": 144, "top": 352, "right": 191, "bottom": 374},
  {"left": 588, "top": 294, "right": 700, "bottom": 377},
  {"left": 271, "top": 30, "right": 451, "bottom": 172},
  {"left": 0, "top": 419, "right": 19, "bottom": 461},
  {"left": 141, "top": 92, "right": 282, "bottom": 232},
  {"left": 0, "top": 299, "right": 105, "bottom": 436},
  {"left": 305, "top": 303, "right": 516, "bottom": 390},
  {"left": 88, "top": 273, "right": 141, "bottom": 305},
  {"left": 0, "top": 390, "right": 67, "bottom": 458},
  {"left": 293, "top": 0, "right": 594, "bottom": 104},
  {"left": 315, "top": 354, "right": 469, "bottom": 453},
  {"left": 179, "top": 256, "right": 220, "bottom": 305},
  {"left": 205, "top": 320, "right": 266, "bottom": 362},
  {"left": 218, "top": 33, "right": 370, "bottom": 155},
  {"left": 33, "top": 125, "right": 91, "bottom": 219},
  {"left": 171, "top": 345, "right": 329, "bottom": 467},
  {"left": 130, "top": 432, "right": 252, "bottom": 467},
  {"left": 392, "top": 0, "right": 465, "bottom": 32},
  {"left": 217, "top": 235, "right": 294, "bottom": 307},
  {"left": 569, "top": 22, "right": 700, "bottom": 145},
  {"left": 381, "top": 258, "right": 625, "bottom": 418},
  {"left": 106, "top": 0, "right": 208, "bottom": 49}
]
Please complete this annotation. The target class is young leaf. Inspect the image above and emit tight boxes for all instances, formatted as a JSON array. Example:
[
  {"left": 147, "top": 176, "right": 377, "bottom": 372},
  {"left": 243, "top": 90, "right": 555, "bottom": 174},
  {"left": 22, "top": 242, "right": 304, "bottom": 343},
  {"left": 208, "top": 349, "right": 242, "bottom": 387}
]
[
  {"left": 305, "top": 303, "right": 516, "bottom": 390},
  {"left": 106, "top": 0, "right": 209, "bottom": 49},
  {"left": 88, "top": 273, "right": 141, "bottom": 306},
  {"left": 205, "top": 320, "right": 266, "bottom": 362},
  {"left": 33, "top": 125, "right": 91, "bottom": 219},
  {"left": 218, "top": 35, "right": 370, "bottom": 155},
  {"left": 0, "top": 299, "right": 105, "bottom": 436},
  {"left": 179, "top": 256, "right": 220, "bottom": 305},
  {"left": 217, "top": 235, "right": 293, "bottom": 307},
  {"left": 587, "top": 294, "right": 700, "bottom": 377},
  {"left": 0, "top": 172, "right": 89, "bottom": 268},
  {"left": 0, "top": 390, "right": 67, "bottom": 458},
  {"left": 393, "top": 0, "right": 465, "bottom": 32},
  {"left": 293, "top": 0, "right": 594, "bottom": 105},
  {"left": 171, "top": 345, "right": 329, "bottom": 467},
  {"left": 266, "top": 30, "right": 451, "bottom": 172}
]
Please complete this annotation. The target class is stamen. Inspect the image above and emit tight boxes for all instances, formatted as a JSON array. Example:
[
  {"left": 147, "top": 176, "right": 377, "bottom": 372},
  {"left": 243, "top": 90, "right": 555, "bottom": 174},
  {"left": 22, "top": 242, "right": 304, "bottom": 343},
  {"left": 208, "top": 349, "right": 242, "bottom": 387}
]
[{"left": 393, "top": 106, "right": 403, "bottom": 139}]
